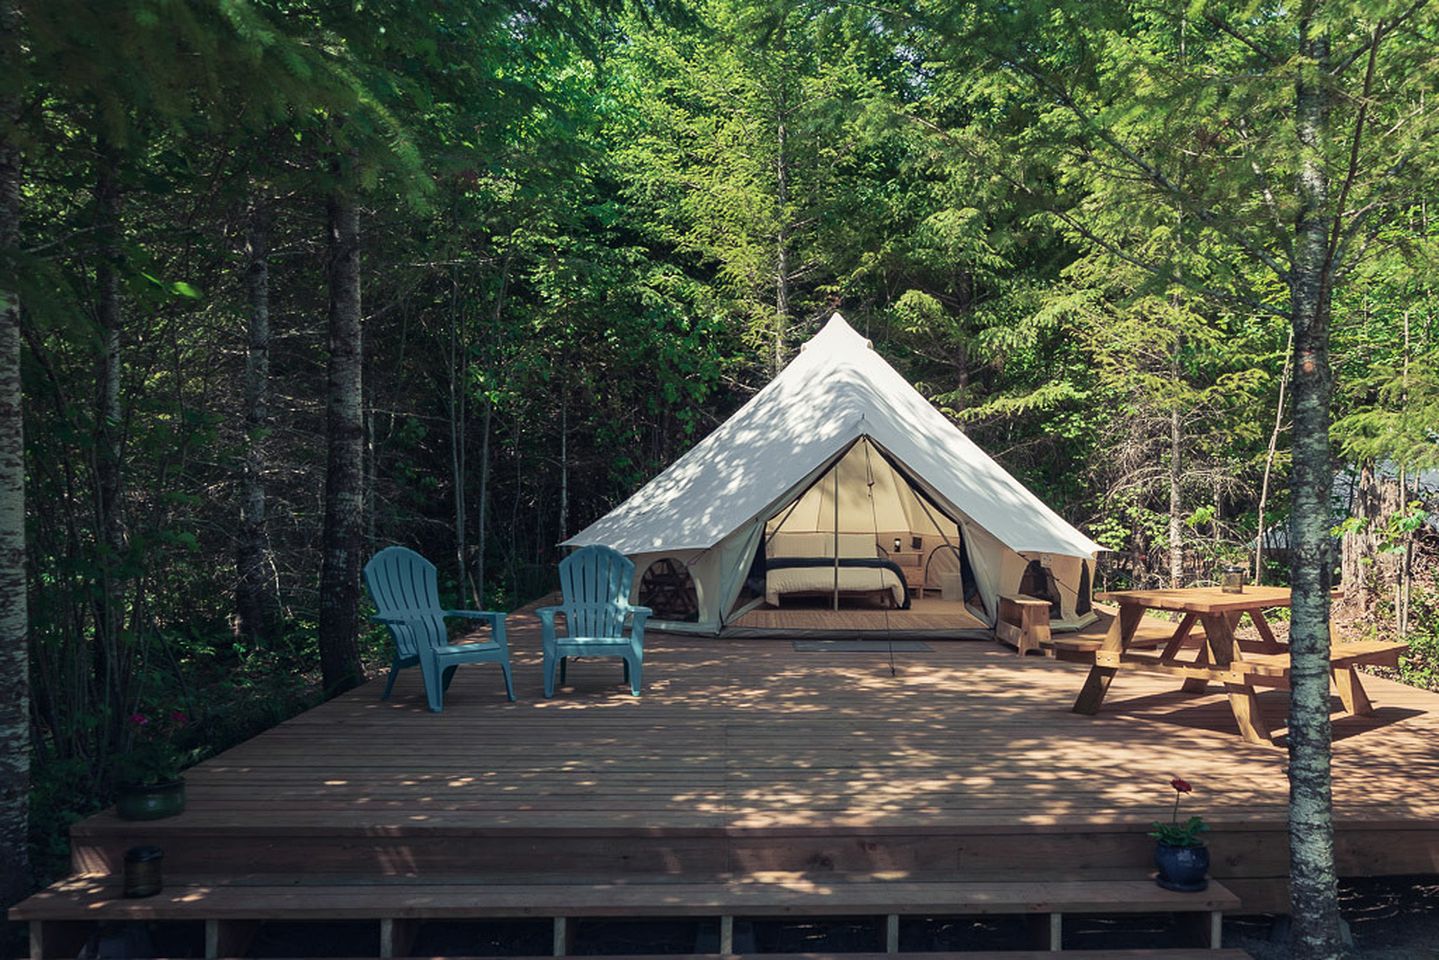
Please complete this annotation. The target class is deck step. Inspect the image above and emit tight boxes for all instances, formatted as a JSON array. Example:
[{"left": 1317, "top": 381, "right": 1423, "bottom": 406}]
[
  {"left": 14, "top": 875, "right": 1239, "bottom": 958},
  {"left": 14, "top": 875, "right": 1237, "bottom": 955},
  {"left": 11, "top": 875, "right": 1241, "bottom": 921},
  {"left": 131, "top": 953, "right": 1254, "bottom": 960},
  {"left": 406, "top": 953, "right": 1255, "bottom": 960}
]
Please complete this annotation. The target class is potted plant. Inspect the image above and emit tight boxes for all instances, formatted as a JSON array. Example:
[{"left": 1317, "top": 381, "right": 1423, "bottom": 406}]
[
  {"left": 1151, "top": 777, "right": 1209, "bottom": 891},
  {"left": 115, "top": 709, "right": 197, "bottom": 821}
]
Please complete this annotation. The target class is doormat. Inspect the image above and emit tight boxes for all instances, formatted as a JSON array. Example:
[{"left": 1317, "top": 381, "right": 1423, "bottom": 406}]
[{"left": 792, "top": 640, "right": 931, "bottom": 652}]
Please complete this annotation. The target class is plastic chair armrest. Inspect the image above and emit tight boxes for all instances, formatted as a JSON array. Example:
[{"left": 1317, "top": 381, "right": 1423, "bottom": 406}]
[
  {"left": 447, "top": 609, "right": 507, "bottom": 649},
  {"left": 372, "top": 611, "right": 442, "bottom": 624},
  {"left": 535, "top": 605, "right": 563, "bottom": 647},
  {"left": 445, "top": 609, "right": 505, "bottom": 623}
]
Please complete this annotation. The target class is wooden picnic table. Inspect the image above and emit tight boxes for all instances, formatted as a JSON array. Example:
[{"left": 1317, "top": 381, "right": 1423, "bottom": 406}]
[{"left": 1061, "top": 586, "right": 1407, "bottom": 745}]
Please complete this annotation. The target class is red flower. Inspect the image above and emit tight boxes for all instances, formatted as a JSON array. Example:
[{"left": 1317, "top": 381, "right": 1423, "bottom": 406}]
[
  {"left": 129, "top": 712, "right": 149, "bottom": 727},
  {"left": 169, "top": 710, "right": 190, "bottom": 725},
  {"left": 1170, "top": 777, "right": 1192, "bottom": 794}
]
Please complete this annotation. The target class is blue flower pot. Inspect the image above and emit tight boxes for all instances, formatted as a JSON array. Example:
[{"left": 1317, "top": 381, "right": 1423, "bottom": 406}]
[{"left": 1154, "top": 842, "right": 1209, "bottom": 892}]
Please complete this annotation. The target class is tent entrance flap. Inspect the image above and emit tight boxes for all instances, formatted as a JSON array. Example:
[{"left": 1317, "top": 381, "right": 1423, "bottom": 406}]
[{"left": 751, "top": 436, "right": 971, "bottom": 615}]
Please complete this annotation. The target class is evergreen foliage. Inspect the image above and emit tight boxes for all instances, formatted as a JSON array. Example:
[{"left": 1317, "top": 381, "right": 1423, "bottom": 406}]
[{"left": 1, "top": 4, "right": 1436, "bottom": 951}]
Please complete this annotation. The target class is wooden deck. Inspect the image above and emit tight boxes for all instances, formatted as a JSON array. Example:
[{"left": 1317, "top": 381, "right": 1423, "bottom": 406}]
[{"left": 65, "top": 611, "right": 1439, "bottom": 916}]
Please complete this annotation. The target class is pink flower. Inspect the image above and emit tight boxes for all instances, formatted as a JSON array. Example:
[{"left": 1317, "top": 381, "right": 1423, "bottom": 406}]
[
  {"left": 169, "top": 710, "right": 189, "bottom": 725},
  {"left": 129, "top": 712, "right": 149, "bottom": 727}
]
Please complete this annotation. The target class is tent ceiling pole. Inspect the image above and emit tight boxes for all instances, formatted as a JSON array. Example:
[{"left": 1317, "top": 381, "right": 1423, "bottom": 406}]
[{"left": 832, "top": 465, "right": 840, "bottom": 610}]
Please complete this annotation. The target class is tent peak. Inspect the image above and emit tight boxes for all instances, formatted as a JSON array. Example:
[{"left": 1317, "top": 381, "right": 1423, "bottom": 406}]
[{"left": 801, "top": 312, "right": 872, "bottom": 352}]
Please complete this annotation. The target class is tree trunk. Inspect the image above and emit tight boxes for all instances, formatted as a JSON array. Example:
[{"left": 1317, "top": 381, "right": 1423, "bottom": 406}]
[
  {"left": 559, "top": 393, "right": 568, "bottom": 543},
  {"left": 1397, "top": 312, "right": 1412, "bottom": 636},
  {"left": 773, "top": 108, "right": 789, "bottom": 377},
  {"left": 1168, "top": 406, "right": 1182, "bottom": 587},
  {"left": 364, "top": 399, "right": 376, "bottom": 548},
  {"left": 236, "top": 191, "right": 280, "bottom": 645},
  {"left": 1211, "top": 475, "right": 1222, "bottom": 577},
  {"left": 1254, "top": 329, "right": 1293, "bottom": 585},
  {"left": 93, "top": 139, "right": 125, "bottom": 746},
  {"left": 448, "top": 288, "right": 468, "bottom": 599},
  {"left": 475, "top": 396, "right": 492, "bottom": 605},
  {"left": 1339, "top": 465, "right": 1403, "bottom": 613},
  {"left": 317, "top": 179, "right": 365, "bottom": 695},
  {"left": 1286, "top": 14, "right": 1342, "bottom": 957},
  {"left": 0, "top": 8, "right": 31, "bottom": 903},
  {"left": 474, "top": 257, "right": 509, "bottom": 605},
  {"left": 1397, "top": 465, "right": 1410, "bottom": 637}
]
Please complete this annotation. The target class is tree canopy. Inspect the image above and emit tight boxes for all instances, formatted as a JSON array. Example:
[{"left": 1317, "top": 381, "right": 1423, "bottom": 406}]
[{"left": 2, "top": 2, "right": 1437, "bottom": 954}]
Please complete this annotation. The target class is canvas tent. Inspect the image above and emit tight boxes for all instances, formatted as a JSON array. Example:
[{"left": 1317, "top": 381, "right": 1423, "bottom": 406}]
[{"left": 562, "top": 313, "right": 1102, "bottom": 634}]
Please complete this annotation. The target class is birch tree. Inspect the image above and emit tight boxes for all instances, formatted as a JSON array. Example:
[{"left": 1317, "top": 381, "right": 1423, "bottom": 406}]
[
  {"left": 920, "top": 2, "right": 1439, "bottom": 955},
  {"left": 0, "top": 0, "right": 29, "bottom": 911}
]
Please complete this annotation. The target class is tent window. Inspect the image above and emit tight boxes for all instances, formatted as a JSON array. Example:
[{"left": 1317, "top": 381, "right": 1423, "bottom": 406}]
[
  {"left": 638, "top": 558, "right": 699, "bottom": 622},
  {"left": 1018, "top": 559, "right": 1061, "bottom": 619},
  {"left": 1076, "top": 562, "right": 1092, "bottom": 615}
]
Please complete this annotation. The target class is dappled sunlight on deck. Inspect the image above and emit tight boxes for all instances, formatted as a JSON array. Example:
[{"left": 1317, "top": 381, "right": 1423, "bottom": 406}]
[
  {"left": 129, "top": 611, "right": 1439, "bottom": 835},
  {"left": 61, "top": 610, "right": 1439, "bottom": 913}
]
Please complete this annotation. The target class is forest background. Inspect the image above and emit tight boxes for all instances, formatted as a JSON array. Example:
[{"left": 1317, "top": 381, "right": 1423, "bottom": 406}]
[{"left": 0, "top": 0, "right": 1436, "bottom": 901}]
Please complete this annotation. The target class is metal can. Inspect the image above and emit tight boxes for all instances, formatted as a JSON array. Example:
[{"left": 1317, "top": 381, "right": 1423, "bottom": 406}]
[{"left": 123, "top": 845, "right": 163, "bottom": 898}]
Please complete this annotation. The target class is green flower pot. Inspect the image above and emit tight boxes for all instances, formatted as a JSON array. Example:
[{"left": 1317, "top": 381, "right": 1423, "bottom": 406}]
[{"left": 116, "top": 778, "right": 186, "bottom": 821}]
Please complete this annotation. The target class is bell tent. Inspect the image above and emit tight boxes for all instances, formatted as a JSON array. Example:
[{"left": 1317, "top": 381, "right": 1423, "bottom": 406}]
[{"left": 563, "top": 313, "right": 1102, "bottom": 635}]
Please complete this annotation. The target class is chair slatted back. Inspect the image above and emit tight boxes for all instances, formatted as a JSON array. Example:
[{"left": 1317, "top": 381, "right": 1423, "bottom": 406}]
[
  {"left": 558, "top": 546, "right": 635, "bottom": 639},
  {"left": 364, "top": 546, "right": 447, "bottom": 658}
]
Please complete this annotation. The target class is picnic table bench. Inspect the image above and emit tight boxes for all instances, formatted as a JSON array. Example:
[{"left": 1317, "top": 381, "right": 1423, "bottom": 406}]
[
  {"left": 1056, "top": 586, "right": 1407, "bottom": 745},
  {"left": 996, "top": 595, "right": 1207, "bottom": 658}
]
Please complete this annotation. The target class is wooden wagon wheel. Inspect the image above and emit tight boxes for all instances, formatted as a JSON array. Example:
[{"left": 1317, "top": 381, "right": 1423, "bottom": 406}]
[{"left": 639, "top": 558, "right": 699, "bottom": 621}]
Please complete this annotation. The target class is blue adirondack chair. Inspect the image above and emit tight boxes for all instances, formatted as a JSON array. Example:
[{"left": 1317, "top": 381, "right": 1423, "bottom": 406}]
[
  {"left": 537, "top": 546, "right": 651, "bottom": 697},
  {"left": 364, "top": 546, "right": 515, "bottom": 711}
]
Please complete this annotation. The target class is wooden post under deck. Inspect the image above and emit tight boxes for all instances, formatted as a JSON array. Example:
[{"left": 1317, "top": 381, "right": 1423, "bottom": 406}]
[
  {"left": 205, "top": 919, "right": 257, "bottom": 960},
  {"left": 29, "top": 920, "right": 90, "bottom": 960},
  {"left": 380, "top": 918, "right": 418, "bottom": 959},
  {"left": 552, "top": 916, "right": 573, "bottom": 957}
]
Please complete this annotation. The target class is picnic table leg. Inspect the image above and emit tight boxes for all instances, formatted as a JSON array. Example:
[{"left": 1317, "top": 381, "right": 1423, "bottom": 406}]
[
  {"left": 1073, "top": 603, "right": 1143, "bottom": 715},
  {"left": 1249, "top": 608, "right": 1283, "bottom": 649},
  {"left": 1180, "top": 641, "right": 1210, "bottom": 694},
  {"left": 1074, "top": 665, "right": 1118, "bottom": 715},
  {"left": 1223, "top": 682, "right": 1273, "bottom": 744},
  {"left": 1181, "top": 611, "right": 1237, "bottom": 694},
  {"left": 1158, "top": 612, "right": 1198, "bottom": 660},
  {"left": 1332, "top": 665, "right": 1374, "bottom": 716},
  {"left": 1204, "top": 614, "right": 1273, "bottom": 745}
]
